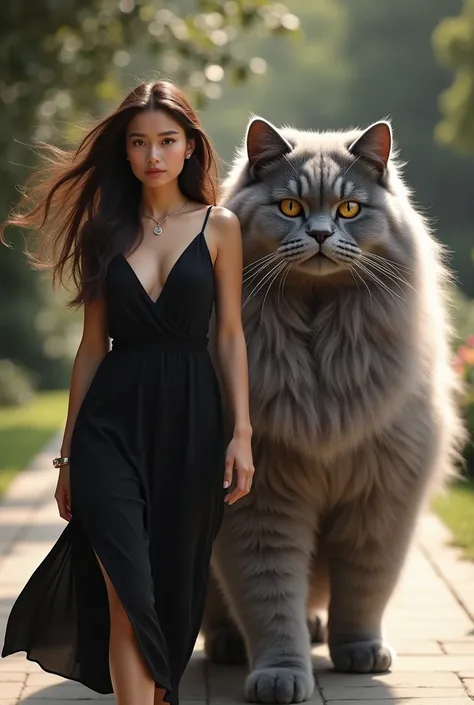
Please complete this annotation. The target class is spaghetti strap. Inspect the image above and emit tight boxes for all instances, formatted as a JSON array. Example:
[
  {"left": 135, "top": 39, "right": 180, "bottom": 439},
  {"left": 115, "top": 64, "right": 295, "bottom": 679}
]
[{"left": 201, "top": 205, "right": 212, "bottom": 233}]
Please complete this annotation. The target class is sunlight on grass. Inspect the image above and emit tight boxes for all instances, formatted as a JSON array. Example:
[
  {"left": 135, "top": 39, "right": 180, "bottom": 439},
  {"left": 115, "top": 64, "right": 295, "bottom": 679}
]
[
  {"left": 0, "top": 390, "right": 68, "bottom": 497},
  {"left": 433, "top": 480, "right": 474, "bottom": 561}
]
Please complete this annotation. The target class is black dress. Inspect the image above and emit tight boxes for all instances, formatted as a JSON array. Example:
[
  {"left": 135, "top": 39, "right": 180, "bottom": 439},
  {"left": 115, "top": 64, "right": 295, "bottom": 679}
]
[{"left": 1, "top": 205, "right": 227, "bottom": 705}]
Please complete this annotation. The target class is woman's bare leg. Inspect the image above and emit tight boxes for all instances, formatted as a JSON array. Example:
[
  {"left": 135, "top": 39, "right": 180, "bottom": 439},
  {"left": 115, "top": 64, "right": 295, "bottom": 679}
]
[
  {"left": 154, "top": 686, "right": 168, "bottom": 705},
  {"left": 94, "top": 550, "right": 156, "bottom": 705}
]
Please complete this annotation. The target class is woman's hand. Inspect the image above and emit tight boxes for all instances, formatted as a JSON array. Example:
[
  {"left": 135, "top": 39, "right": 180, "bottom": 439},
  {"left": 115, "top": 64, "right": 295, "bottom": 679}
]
[
  {"left": 54, "top": 465, "right": 72, "bottom": 521},
  {"left": 223, "top": 432, "right": 254, "bottom": 505}
]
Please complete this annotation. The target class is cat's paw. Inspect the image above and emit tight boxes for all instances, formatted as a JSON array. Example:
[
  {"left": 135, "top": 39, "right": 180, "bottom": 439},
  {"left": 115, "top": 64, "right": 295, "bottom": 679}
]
[
  {"left": 330, "top": 639, "right": 393, "bottom": 673},
  {"left": 245, "top": 667, "right": 315, "bottom": 703},
  {"left": 204, "top": 627, "right": 247, "bottom": 664}
]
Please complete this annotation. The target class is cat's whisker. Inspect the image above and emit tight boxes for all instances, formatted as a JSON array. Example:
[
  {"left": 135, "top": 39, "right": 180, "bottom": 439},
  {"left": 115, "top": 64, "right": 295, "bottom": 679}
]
[
  {"left": 361, "top": 257, "right": 417, "bottom": 296},
  {"left": 243, "top": 260, "right": 288, "bottom": 308},
  {"left": 340, "top": 154, "right": 362, "bottom": 181},
  {"left": 243, "top": 255, "right": 278, "bottom": 279},
  {"left": 278, "top": 263, "right": 293, "bottom": 307},
  {"left": 364, "top": 251, "right": 413, "bottom": 273},
  {"left": 361, "top": 252, "right": 408, "bottom": 284},
  {"left": 344, "top": 262, "right": 359, "bottom": 290},
  {"left": 358, "top": 255, "right": 414, "bottom": 294},
  {"left": 353, "top": 260, "right": 404, "bottom": 304},
  {"left": 365, "top": 269, "right": 411, "bottom": 296},
  {"left": 347, "top": 263, "right": 372, "bottom": 303},
  {"left": 281, "top": 153, "right": 303, "bottom": 181},
  {"left": 362, "top": 254, "right": 415, "bottom": 285},
  {"left": 243, "top": 255, "right": 281, "bottom": 285},
  {"left": 243, "top": 252, "right": 279, "bottom": 274},
  {"left": 276, "top": 262, "right": 292, "bottom": 306},
  {"left": 354, "top": 261, "right": 399, "bottom": 301},
  {"left": 260, "top": 262, "right": 289, "bottom": 321},
  {"left": 244, "top": 262, "right": 286, "bottom": 310}
]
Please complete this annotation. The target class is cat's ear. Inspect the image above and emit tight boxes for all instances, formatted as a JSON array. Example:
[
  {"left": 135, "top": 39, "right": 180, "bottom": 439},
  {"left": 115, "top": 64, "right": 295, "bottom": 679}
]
[
  {"left": 246, "top": 117, "right": 293, "bottom": 175},
  {"left": 348, "top": 121, "right": 392, "bottom": 174}
]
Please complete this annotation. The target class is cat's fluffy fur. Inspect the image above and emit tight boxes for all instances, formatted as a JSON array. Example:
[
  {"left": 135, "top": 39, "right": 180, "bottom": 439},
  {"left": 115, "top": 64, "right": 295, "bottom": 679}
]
[{"left": 202, "top": 117, "right": 465, "bottom": 703}]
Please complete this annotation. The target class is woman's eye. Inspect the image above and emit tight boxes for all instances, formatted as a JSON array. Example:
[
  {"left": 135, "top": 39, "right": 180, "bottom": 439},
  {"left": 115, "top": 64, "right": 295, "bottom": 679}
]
[
  {"left": 132, "top": 139, "right": 145, "bottom": 147},
  {"left": 279, "top": 199, "right": 303, "bottom": 217},
  {"left": 163, "top": 138, "right": 175, "bottom": 145},
  {"left": 337, "top": 201, "right": 361, "bottom": 219}
]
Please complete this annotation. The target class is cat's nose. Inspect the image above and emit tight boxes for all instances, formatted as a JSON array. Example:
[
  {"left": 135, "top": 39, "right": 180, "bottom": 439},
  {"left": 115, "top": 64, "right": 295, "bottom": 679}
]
[{"left": 306, "top": 228, "right": 333, "bottom": 244}]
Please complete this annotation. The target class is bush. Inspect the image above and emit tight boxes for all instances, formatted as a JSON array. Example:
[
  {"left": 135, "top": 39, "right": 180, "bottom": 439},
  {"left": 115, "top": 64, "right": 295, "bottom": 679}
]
[
  {"left": 454, "top": 336, "right": 474, "bottom": 477},
  {"left": 0, "top": 359, "right": 38, "bottom": 407}
]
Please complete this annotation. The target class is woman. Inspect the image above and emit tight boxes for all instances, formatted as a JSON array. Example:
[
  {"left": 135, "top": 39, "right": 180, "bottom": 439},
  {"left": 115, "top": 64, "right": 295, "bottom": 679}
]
[{"left": 0, "top": 79, "right": 254, "bottom": 705}]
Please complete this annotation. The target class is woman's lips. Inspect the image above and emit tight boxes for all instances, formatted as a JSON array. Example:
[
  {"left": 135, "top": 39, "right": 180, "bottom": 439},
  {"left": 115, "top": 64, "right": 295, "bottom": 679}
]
[{"left": 145, "top": 168, "right": 165, "bottom": 175}]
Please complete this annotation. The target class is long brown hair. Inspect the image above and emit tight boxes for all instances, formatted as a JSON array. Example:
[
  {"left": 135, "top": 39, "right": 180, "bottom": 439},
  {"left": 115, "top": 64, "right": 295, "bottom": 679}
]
[{"left": 0, "top": 80, "right": 220, "bottom": 308}]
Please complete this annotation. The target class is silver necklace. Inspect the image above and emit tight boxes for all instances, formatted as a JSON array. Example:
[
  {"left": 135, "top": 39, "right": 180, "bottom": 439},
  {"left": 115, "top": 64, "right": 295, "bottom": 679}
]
[{"left": 142, "top": 200, "right": 189, "bottom": 235}]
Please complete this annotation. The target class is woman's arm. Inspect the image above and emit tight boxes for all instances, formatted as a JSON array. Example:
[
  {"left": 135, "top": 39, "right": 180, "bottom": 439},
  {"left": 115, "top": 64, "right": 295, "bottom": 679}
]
[
  {"left": 212, "top": 207, "right": 254, "bottom": 504},
  {"left": 59, "top": 296, "right": 110, "bottom": 457}
]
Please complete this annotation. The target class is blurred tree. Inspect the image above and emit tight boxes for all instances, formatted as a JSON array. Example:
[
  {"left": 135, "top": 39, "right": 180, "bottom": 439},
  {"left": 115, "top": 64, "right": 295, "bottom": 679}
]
[
  {"left": 198, "top": 0, "right": 350, "bottom": 162},
  {"left": 0, "top": 0, "right": 298, "bottom": 388},
  {"left": 433, "top": 0, "right": 474, "bottom": 153}
]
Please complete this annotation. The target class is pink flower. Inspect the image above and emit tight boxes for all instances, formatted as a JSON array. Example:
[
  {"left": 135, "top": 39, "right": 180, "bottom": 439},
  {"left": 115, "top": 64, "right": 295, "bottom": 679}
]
[{"left": 457, "top": 346, "right": 468, "bottom": 362}]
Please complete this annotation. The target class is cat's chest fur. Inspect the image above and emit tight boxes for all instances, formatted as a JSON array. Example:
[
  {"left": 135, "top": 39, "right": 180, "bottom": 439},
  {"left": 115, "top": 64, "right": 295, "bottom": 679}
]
[{"left": 243, "top": 286, "right": 417, "bottom": 455}]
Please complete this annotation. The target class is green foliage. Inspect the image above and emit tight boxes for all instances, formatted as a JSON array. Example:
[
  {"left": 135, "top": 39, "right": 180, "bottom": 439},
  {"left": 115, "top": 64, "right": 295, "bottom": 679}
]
[
  {"left": 0, "top": 359, "right": 37, "bottom": 407},
  {"left": 199, "top": 0, "right": 350, "bottom": 160},
  {"left": 0, "top": 0, "right": 298, "bottom": 389},
  {"left": 450, "top": 285, "right": 474, "bottom": 348},
  {"left": 433, "top": 0, "right": 474, "bottom": 153}
]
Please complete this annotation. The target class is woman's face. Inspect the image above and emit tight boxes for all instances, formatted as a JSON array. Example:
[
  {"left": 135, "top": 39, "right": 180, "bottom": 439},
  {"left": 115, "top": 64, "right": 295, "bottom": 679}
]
[{"left": 125, "top": 109, "right": 194, "bottom": 187}]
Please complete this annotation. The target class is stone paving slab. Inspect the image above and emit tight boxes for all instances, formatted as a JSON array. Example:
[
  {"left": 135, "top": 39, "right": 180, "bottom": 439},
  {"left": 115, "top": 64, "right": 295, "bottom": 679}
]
[{"left": 1, "top": 434, "right": 474, "bottom": 703}]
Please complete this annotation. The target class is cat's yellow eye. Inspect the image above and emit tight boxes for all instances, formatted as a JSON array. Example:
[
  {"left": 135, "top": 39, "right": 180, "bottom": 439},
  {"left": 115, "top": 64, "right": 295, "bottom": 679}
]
[
  {"left": 337, "top": 201, "right": 361, "bottom": 219},
  {"left": 279, "top": 199, "right": 303, "bottom": 217}
]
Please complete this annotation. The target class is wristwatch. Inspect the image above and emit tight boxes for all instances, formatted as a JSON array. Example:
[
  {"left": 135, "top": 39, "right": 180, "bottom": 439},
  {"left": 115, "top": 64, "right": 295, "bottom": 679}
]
[{"left": 52, "top": 456, "right": 71, "bottom": 468}]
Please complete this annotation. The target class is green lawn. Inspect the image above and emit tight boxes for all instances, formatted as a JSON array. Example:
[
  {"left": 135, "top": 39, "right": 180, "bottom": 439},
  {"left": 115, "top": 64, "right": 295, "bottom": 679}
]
[
  {"left": 0, "top": 390, "right": 69, "bottom": 498},
  {"left": 433, "top": 480, "right": 474, "bottom": 561}
]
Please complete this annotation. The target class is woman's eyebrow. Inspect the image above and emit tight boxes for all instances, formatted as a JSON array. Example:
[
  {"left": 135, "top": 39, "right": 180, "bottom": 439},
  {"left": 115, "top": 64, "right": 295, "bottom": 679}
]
[{"left": 128, "top": 130, "right": 180, "bottom": 137}]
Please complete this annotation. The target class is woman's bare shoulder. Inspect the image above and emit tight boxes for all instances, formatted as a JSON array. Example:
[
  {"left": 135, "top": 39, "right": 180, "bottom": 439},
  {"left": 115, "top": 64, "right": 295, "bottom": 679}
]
[
  {"left": 208, "top": 207, "right": 241, "bottom": 248},
  {"left": 209, "top": 205, "right": 240, "bottom": 228}
]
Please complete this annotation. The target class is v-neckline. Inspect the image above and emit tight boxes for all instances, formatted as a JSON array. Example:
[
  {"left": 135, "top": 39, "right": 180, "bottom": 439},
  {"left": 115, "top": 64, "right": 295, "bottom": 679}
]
[{"left": 120, "top": 230, "right": 204, "bottom": 305}]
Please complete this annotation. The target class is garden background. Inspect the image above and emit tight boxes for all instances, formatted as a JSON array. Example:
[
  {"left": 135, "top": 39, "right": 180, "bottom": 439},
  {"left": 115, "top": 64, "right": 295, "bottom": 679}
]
[{"left": 1, "top": 0, "right": 474, "bottom": 555}]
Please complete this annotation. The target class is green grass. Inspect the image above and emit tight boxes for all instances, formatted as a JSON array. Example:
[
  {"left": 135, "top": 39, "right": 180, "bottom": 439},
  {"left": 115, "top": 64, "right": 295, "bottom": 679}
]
[
  {"left": 433, "top": 479, "right": 474, "bottom": 561},
  {"left": 0, "top": 390, "right": 69, "bottom": 498}
]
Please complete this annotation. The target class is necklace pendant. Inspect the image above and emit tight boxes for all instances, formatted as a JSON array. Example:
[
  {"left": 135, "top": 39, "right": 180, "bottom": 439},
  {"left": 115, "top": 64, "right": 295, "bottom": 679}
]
[{"left": 153, "top": 225, "right": 163, "bottom": 235}]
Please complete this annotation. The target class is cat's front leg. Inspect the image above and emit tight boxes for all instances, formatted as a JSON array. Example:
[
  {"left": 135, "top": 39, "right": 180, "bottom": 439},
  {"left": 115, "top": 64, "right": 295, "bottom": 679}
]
[{"left": 211, "top": 479, "right": 318, "bottom": 703}]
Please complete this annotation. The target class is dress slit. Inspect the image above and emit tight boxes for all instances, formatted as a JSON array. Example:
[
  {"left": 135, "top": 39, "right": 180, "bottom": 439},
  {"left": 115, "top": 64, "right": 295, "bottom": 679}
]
[{"left": 90, "top": 543, "right": 174, "bottom": 704}]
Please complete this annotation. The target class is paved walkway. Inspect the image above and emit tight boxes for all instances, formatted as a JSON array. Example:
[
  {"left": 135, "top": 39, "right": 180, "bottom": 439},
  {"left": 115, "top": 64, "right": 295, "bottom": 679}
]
[{"left": 1, "top": 434, "right": 474, "bottom": 704}]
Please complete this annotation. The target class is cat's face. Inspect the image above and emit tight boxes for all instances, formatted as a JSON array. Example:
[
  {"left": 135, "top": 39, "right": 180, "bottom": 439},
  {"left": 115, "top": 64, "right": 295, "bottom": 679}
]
[{"left": 224, "top": 118, "right": 412, "bottom": 289}]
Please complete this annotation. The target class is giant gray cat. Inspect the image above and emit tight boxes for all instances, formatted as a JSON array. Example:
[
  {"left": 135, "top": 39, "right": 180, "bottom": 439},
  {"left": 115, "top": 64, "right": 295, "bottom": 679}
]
[{"left": 202, "top": 118, "right": 465, "bottom": 703}]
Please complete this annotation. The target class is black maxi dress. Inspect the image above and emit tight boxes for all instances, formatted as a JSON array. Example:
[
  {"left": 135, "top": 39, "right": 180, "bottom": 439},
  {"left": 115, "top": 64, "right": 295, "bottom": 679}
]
[{"left": 1, "top": 205, "right": 227, "bottom": 705}]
